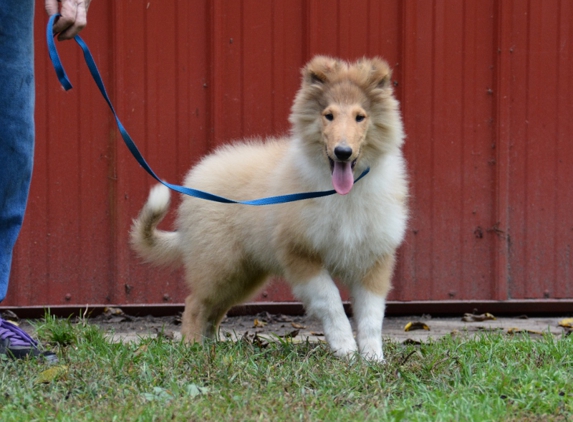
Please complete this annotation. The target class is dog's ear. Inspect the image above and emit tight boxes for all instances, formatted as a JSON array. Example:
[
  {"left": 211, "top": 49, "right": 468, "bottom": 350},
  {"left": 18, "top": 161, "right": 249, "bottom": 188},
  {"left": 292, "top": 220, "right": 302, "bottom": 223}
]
[
  {"left": 303, "top": 56, "right": 340, "bottom": 86},
  {"left": 358, "top": 57, "right": 392, "bottom": 89}
]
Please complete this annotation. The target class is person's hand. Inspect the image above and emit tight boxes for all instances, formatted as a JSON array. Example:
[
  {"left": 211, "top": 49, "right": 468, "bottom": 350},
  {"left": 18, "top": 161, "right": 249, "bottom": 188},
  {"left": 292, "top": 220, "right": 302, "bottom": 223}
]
[{"left": 45, "top": 0, "right": 92, "bottom": 41}]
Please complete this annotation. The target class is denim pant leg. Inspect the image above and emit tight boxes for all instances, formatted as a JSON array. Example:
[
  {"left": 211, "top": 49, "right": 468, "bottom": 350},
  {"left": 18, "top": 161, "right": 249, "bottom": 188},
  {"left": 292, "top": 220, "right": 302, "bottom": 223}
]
[{"left": 0, "top": 1, "right": 35, "bottom": 302}]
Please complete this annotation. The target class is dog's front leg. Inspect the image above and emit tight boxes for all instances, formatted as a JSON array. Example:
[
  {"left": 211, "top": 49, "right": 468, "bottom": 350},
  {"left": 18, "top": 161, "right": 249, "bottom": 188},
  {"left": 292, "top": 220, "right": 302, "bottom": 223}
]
[
  {"left": 351, "top": 254, "right": 395, "bottom": 362},
  {"left": 291, "top": 270, "right": 357, "bottom": 358},
  {"left": 351, "top": 286, "right": 386, "bottom": 362}
]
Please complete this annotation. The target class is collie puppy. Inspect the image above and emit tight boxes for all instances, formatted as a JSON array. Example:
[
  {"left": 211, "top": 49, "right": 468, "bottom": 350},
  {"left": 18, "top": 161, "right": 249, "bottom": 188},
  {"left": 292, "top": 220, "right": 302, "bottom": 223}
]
[{"left": 130, "top": 56, "right": 408, "bottom": 361}]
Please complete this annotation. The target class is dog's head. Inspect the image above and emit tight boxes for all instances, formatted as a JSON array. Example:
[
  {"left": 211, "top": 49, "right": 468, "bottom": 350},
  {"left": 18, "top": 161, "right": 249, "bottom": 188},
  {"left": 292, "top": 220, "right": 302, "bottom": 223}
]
[{"left": 290, "top": 56, "right": 403, "bottom": 195}]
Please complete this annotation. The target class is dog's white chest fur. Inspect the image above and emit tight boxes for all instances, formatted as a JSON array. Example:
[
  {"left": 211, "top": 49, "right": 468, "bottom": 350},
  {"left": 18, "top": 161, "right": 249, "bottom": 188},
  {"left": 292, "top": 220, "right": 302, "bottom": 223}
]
[{"left": 300, "top": 157, "right": 407, "bottom": 282}]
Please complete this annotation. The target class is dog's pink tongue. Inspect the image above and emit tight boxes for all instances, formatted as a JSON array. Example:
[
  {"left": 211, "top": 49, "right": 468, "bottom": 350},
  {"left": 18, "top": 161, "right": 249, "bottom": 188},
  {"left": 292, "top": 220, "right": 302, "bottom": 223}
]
[{"left": 332, "top": 161, "right": 354, "bottom": 195}]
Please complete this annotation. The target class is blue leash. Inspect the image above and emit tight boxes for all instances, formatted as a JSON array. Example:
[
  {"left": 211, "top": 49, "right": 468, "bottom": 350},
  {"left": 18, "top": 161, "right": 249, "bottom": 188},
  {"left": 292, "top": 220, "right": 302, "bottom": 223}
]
[{"left": 46, "top": 15, "right": 369, "bottom": 205}]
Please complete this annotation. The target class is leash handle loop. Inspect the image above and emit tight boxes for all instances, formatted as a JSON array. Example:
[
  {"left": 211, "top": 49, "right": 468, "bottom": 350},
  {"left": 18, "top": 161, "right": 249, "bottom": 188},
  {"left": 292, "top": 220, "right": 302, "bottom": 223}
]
[{"left": 47, "top": 15, "right": 369, "bottom": 205}]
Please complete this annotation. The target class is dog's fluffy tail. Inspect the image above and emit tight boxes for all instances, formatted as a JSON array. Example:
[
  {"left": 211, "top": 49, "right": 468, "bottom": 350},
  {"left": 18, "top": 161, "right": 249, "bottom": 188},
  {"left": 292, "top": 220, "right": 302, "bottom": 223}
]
[{"left": 130, "top": 184, "right": 181, "bottom": 266}]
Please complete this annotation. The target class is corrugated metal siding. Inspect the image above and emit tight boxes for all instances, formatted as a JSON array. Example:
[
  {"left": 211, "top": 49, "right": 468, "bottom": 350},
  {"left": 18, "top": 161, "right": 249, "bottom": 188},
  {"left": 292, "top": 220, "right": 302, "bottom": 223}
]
[
  {"left": 396, "top": 0, "right": 500, "bottom": 302},
  {"left": 504, "top": 0, "right": 573, "bottom": 299},
  {"left": 3, "top": 0, "right": 572, "bottom": 309}
]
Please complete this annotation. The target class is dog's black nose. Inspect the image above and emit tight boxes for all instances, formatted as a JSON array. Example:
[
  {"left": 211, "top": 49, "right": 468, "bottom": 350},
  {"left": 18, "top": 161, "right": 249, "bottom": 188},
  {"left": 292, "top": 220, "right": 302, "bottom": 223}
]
[{"left": 334, "top": 145, "right": 353, "bottom": 160}]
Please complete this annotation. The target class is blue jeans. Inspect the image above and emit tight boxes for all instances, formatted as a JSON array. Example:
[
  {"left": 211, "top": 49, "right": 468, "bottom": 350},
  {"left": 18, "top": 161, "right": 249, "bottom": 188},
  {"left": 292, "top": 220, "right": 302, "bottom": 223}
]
[{"left": 0, "top": 1, "right": 35, "bottom": 302}]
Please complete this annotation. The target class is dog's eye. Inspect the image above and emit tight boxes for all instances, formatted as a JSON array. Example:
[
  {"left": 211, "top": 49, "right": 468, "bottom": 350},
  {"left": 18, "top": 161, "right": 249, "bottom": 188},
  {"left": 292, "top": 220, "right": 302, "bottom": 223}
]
[
  {"left": 356, "top": 115, "right": 366, "bottom": 122},
  {"left": 324, "top": 113, "right": 334, "bottom": 121}
]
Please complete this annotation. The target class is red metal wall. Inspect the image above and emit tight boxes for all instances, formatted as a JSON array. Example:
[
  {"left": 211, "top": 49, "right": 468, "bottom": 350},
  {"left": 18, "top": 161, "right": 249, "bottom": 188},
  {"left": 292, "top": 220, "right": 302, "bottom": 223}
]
[{"left": 4, "top": 0, "right": 572, "bottom": 309}]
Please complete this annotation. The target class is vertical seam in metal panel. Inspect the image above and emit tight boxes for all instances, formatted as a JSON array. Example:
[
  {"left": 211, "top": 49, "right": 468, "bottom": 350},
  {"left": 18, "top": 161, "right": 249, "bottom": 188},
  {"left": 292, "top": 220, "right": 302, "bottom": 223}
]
[
  {"left": 208, "top": 0, "right": 217, "bottom": 149},
  {"left": 336, "top": 0, "right": 341, "bottom": 55},
  {"left": 523, "top": 0, "right": 531, "bottom": 290},
  {"left": 240, "top": 1, "right": 245, "bottom": 136},
  {"left": 76, "top": 42, "right": 83, "bottom": 286},
  {"left": 270, "top": 0, "right": 276, "bottom": 133},
  {"left": 564, "top": 0, "right": 572, "bottom": 296},
  {"left": 37, "top": 7, "right": 50, "bottom": 305},
  {"left": 395, "top": 0, "right": 410, "bottom": 298},
  {"left": 205, "top": 0, "right": 212, "bottom": 152},
  {"left": 399, "top": 2, "right": 417, "bottom": 294},
  {"left": 552, "top": 0, "right": 562, "bottom": 298},
  {"left": 143, "top": 2, "right": 151, "bottom": 303},
  {"left": 46, "top": 31, "right": 53, "bottom": 303},
  {"left": 563, "top": 2, "right": 571, "bottom": 295},
  {"left": 109, "top": 0, "right": 121, "bottom": 304},
  {"left": 144, "top": 4, "right": 149, "bottom": 165},
  {"left": 366, "top": 0, "right": 371, "bottom": 54},
  {"left": 303, "top": 0, "right": 309, "bottom": 60},
  {"left": 493, "top": 0, "right": 511, "bottom": 300},
  {"left": 43, "top": 17, "right": 52, "bottom": 305},
  {"left": 430, "top": 0, "right": 436, "bottom": 292},
  {"left": 460, "top": 0, "right": 467, "bottom": 292},
  {"left": 398, "top": 0, "right": 408, "bottom": 143},
  {"left": 174, "top": 3, "right": 180, "bottom": 176},
  {"left": 379, "top": 0, "right": 383, "bottom": 60}
]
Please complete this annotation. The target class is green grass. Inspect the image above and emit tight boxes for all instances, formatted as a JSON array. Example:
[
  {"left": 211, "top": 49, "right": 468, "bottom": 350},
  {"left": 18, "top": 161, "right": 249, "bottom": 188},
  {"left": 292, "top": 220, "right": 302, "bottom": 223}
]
[{"left": 1, "top": 315, "right": 572, "bottom": 421}]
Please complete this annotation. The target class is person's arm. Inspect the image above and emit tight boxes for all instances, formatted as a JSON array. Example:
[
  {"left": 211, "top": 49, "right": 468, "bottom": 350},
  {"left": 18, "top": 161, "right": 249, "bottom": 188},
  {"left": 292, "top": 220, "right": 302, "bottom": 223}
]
[{"left": 45, "top": 0, "right": 92, "bottom": 41}]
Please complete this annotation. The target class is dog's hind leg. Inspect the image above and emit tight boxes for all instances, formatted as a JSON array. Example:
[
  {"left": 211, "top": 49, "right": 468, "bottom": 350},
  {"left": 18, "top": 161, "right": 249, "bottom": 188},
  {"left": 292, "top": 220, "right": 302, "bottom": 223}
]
[
  {"left": 180, "top": 294, "right": 213, "bottom": 342},
  {"left": 351, "top": 253, "right": 395, "bottom": 362},
  {"left": 291, "top": 269, "right": 357, "bottom": 358},
  {"left": 181, "top": 269, "right": 268, "bottom": 343}
]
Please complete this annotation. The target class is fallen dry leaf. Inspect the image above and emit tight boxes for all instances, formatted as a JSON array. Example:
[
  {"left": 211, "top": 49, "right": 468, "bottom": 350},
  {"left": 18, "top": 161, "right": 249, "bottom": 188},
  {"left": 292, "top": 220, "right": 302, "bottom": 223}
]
[
  {"left": 507, "top": 328, "right": 544, "bottom": 335},
  {"left": 310, "top": 331, "right": 324, "bottom": 336},
  {"left": 154, "top": 328, "right": 175, "bottom": 340},
  {"left": 35, "top": 365, "right": 68, "bottom": 384},
  {"left": 462, "top": 312, "right": 496, "bottom": 322},
  {"left": 253, "top": 319, "right": 267, "bottom": 328},
  {"left": 475, "top": 326, "right": 503, "bottom": 332},
  {"left": 251, "top": 333, "right": 269, "bottom": 348},
  {"left": 103, "top": 307, "right": 125, "bottom": 317},
  {"left": 275, "top": 315, "right": 293, "bottom": 323},
  {"left": 291, "top": 322, "right": 306, "bottom": 329},
  {"left": 558, "top": 318, "right": 573, "bottom": 328},
  {"left": 102, "top": 307, "right": 133, "bottom": 322},
  {"left": 134, "top": 344, "right": 149, "bottom": 357},
  {"left": 279, "top": 330, "right": 299, "bottom": 339},
  {"left": 241, "top": 332, "right": 269, "bottom": 348},
  {"left": 404, "top": 321, "right": 430, "bottom": 332}
]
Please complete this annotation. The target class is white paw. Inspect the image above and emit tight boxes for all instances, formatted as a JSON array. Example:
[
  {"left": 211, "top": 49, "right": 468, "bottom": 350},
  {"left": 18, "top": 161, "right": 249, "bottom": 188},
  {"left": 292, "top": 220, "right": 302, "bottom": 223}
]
[
  {"left": 360, "top": 350, "right": 385, "bottom": 363},
  {"left": 328, "top": 336, "right": 358, "bottom": 358},
  {"left": 359, "top": 341, "right": 385, "bottom": 363}
]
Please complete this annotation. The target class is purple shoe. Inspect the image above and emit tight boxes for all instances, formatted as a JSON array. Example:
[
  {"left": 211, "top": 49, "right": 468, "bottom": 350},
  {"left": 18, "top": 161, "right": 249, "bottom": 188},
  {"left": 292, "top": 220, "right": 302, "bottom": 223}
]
[{"left": 0, "top": 318, "right": 58, "bottom": 363}]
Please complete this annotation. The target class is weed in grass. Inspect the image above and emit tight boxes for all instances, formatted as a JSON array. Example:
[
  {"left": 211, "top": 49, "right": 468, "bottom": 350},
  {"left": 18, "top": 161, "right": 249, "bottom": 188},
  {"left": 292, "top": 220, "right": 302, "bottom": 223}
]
[
  {"left": 34, "top": 311, "right": 78, "bottom": 347},
  {"left": 1, "top": 317, "right": 572, "bottom": 421}
]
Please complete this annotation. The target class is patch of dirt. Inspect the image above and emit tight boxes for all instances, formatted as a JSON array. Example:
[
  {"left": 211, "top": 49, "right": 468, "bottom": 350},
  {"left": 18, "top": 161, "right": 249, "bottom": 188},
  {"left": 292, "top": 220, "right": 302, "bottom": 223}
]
[
  {"left": 89, "top": 311, "right": 326, "bottom": 343},
  {"left": 11, "top": 308, "right": 570, "bottom": 345},
  {"left": 75, "top": 310, "right": 572, "bottom": 344}
]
